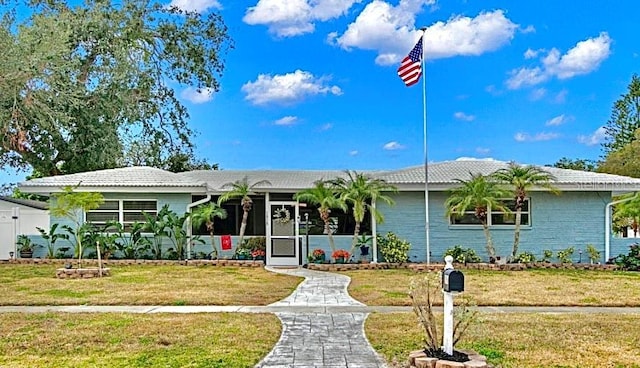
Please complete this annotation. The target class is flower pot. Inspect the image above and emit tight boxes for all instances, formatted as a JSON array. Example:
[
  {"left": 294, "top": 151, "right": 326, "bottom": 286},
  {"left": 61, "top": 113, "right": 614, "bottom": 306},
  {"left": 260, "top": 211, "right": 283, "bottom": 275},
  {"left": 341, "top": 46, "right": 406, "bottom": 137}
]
[
  {"left": 335, "top": 257, "right": 346, "bottom": 264},
  {"left": 360, "top": 246, "right": 370, "bottom": 256},
  {"left": 19, "top": 250, "right": 33, "bottom": 259}
]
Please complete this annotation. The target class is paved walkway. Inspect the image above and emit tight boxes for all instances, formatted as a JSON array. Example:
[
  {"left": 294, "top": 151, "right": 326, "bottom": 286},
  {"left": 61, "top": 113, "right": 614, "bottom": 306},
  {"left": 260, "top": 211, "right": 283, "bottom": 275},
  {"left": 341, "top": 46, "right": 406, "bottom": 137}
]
[{"left": 255, "top": 266, "right": 387, "bottom": 368}]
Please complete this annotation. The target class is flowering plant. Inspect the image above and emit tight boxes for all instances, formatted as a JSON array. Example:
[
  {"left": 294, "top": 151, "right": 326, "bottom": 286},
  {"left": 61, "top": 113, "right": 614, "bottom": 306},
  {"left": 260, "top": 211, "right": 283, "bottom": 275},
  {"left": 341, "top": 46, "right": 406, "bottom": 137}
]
[
  {"left": 251, "top": 249, "right": 266, "bottom": 258},
  {"left": 332, "top": 249, "right": 350, "bottom": 260},
  {"left": 312, "top": 249, "right": 325, "bottom": 258}
]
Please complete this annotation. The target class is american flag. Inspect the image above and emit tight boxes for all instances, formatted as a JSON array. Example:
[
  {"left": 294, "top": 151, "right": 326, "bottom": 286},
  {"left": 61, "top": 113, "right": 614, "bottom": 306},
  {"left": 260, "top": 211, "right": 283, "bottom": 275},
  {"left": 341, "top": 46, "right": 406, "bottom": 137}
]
[{"left": 397, "top": 38, "right": 423, "bottom": 87}]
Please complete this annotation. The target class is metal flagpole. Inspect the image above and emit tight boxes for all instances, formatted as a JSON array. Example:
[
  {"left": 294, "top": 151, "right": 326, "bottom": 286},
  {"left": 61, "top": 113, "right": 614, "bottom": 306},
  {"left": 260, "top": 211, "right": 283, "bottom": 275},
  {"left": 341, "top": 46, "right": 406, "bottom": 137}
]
[{"left": 420, "top": 28, "right": 431, "bottom": 265}]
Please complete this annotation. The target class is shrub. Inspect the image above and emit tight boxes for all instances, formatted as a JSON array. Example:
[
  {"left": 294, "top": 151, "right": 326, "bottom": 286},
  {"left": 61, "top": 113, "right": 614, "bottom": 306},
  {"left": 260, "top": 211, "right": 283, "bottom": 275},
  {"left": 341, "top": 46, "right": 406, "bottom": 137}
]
[
  {"left": 377, "top": 232, "right": 411, "bottom": 263},
  {"left": 513, "top": 251, "right": 536, "bottom": 264},
  {"left": 444, "top": 245, "right": 482, "bottom": 264},
  {"left": 556, "top": 247, "right": 575, "bottom": 264},
  {"left": 540, "top": 249, "right": 553, "bottom": 262},
  {"left": 240, "top": 236, "right": 266, "bottom": 252},
  {"left": 613, "top": 243, "right": 640, "bottom": 271},
  {"left": 585, "top": 244, "right": 601, "bottom": 264}
]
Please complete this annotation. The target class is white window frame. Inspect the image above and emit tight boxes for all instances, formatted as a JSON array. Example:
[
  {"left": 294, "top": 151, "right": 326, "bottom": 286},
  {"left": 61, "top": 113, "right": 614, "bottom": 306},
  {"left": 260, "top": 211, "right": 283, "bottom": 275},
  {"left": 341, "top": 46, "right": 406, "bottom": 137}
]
[
  {"left": 449, "top": 198, "right": 531, "bottom": 227},
  {"left": 85, "top": 199, "right": 158, "bottom": 230}
]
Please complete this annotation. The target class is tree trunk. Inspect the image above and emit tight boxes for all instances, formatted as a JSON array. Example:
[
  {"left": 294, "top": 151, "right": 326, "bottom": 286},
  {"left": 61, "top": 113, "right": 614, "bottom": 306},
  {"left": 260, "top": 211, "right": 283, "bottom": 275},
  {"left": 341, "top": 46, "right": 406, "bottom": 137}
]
[
  {"left": 238, "top": 209, "right": 249, "bottom": 247},
  {"left": 482, "top": 221, "right": 496, "bottom": 258},
  {"left": 209, "top": 231, "right": 218, "bottom": 259},
  {"left": 324, "top": 219, "right": 336, "bottom": 252},
  {"left": 512, "top": 209, "right": 522, "bottom": 260},
  {"left": 350, "top": 221, "right": 362, "bottom": 254}
]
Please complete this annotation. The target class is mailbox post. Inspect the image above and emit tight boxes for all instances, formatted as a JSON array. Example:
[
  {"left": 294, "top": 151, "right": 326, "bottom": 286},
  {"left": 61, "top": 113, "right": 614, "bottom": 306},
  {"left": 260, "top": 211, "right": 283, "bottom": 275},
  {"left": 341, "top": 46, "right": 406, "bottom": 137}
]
[{"left": 441, "top": 255, "right": 464, "bottom": 355}]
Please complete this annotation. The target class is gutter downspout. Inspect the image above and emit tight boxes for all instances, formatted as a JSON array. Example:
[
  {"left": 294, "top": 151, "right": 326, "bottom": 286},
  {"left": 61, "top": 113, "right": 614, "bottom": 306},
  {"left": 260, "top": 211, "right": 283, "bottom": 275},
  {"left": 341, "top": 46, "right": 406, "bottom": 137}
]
[
  {"left": 186, "top": 193, "right": 212, "bottom": 260},
  {"left": 371, "top": 200, "right": 378, "bottom": 263},
  {"left": 605, "top": 192, "right": 640, "bottom": 262}
]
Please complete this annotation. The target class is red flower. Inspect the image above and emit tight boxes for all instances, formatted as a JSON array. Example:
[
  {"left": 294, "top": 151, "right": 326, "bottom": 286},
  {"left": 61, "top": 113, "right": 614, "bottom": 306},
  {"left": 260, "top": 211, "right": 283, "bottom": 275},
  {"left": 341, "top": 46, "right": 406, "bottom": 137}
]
[{"left": 332, "top": 249, "right": 350, "bottom": 259}]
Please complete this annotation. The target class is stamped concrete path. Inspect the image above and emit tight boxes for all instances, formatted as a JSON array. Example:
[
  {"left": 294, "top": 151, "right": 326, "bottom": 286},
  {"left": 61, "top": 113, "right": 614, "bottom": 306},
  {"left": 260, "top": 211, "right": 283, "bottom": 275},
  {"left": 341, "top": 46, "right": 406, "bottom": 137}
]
[{"left": 255, "top": 266, "right": 388, "bottom": 368}]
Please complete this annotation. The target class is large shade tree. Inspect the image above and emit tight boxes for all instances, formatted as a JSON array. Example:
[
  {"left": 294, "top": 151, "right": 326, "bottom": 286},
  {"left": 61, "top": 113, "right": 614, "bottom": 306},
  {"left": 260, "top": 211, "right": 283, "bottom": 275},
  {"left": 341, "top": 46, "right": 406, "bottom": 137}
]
[
  {"left": 603, "top": 74, "right": 640, "bottom": 155},
  {"left": 598, "top": 128, "right": 640, "bottom": 178},
  {"left": 293, "top": 180, "right": 346, "bottom": 252},
  {"left": 330, "top": 171, "right": 396, "bottom": 252},
  {"left": 492, "top": 163, "right": 559, "bottom": 260},
  {"left": 217, "top": 177, "right": 270, "bottom": 247},
  {"left": 444, "top": 173, "right": 511, "bottom": 259},
  {"left": 0, "top": 0, "right": 231, "bottom": 176}
]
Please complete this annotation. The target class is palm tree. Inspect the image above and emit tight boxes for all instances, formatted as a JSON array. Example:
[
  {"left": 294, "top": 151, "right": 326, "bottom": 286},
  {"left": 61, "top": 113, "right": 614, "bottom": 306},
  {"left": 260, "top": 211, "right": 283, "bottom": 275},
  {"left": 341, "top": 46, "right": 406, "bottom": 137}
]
[
  {"left": 331, "top": 170, "right": 397, "bottom": 252},
  {"left": 293, "top": 180, "right": 346, "bottom": 252},
  {"left": 217, "top": 176, "right": 271, "bottom": 247},
  {"left": 492, "top": 162, "right": 559, "bottom": 259},
  {"left": 191, "top": 202, "right": 228, "bottom": 259},
  {"left": 445, "top": 173, "right": 511, "bottom": 259}
]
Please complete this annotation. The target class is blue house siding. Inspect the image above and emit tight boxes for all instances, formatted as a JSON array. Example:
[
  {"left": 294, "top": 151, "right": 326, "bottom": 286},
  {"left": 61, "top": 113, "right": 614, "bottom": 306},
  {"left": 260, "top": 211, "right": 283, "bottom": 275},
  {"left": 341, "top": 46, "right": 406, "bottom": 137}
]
[{"left": 378, "top": 191, "right": 612, "bottom": 263}]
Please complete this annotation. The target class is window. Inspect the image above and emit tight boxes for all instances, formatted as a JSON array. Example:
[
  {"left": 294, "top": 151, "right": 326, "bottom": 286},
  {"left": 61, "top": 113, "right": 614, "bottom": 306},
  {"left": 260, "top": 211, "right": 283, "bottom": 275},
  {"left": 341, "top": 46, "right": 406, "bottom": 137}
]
[
  {"left": 450, "top": 199, "right": 530, "bottom": 226},
  {"left": 86, "top": 200, "right": 157, "bottom": 230},
  {"left": 192, "top": 196, "right": 266, "bottom": 236},
  {"left": 300, "top": 206, "right": 371, "bottom": 235}
]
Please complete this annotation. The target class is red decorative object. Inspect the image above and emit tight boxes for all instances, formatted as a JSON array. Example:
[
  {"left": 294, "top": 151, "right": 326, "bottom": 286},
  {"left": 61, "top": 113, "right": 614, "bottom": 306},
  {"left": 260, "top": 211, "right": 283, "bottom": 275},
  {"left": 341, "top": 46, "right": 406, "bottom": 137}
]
[{"left": 221, "top": 235, "right": 232, "bottom": 250}]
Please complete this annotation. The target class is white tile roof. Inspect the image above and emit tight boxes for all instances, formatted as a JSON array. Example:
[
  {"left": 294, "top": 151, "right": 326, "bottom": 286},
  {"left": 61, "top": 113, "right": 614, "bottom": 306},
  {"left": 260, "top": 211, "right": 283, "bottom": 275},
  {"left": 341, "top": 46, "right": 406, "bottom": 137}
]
[
  {"left": 17, "top": 160, "right": 640, "bottom": 193},
  {"left": 20, "top": 167, "right": 206, "bottom": 189}
]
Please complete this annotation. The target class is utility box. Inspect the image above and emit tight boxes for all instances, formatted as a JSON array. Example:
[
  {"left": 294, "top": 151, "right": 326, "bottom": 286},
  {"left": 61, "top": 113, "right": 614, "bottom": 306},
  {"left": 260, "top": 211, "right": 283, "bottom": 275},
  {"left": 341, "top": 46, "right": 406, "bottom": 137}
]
[{"left": 442, "top": 269, "right": 464, "bottom": 292}]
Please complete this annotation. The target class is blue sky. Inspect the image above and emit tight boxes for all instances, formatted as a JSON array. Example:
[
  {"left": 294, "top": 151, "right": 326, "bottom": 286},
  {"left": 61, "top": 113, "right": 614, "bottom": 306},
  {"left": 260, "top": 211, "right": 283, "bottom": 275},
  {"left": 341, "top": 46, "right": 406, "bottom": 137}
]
[{"left": 2, "top": 0, "right": 639, "bottom": 185}]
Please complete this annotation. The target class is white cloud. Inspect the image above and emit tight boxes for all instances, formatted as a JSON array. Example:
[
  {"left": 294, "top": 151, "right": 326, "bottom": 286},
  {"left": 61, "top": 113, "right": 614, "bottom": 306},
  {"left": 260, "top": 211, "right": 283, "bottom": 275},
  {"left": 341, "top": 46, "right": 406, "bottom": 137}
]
[
  {"left": 180, "top": 87, "right": 214, "bottom": 104},
  {"left": 545, "top": 114, "right": 570, "bottom": 126},
  {"left": 521, "top": 25, "right": 535, "bottom": 34},
  {"left": 530, "top": 88, "right": 546, "bottom": 100},
  {"left": 332, "top": 5, "right": 517, "bottom": 65},
  {"left": 243, "top": 0, "right": 361, "bottom": 37},
  {"left": 242, "top": 70, "right": 342, "bottom": 105},
  {"left": 514, "top": 132, "right": 560, "bottom": 142},
  {"left": 453, "top": 112, "right": 475, "bottom": 122},
  {"left": 524, "top": 48, "right": 540, "bottom": 59},
  {"left": 168, "top": 0, "right": 221, "bottom": 12},
  {"left": 319, "top": 123, "right": 333, "bottom": 131},
  {"left": 383, "top": 141, "right": 405, "bottom": 150},
  {"left": 274, "top": 116, "right": 298, "bottom": 126},
  {"left": 554, "top": 89, "right": 568, "bottom": 103},
  {"left": 507, "top": 33, "right": 612, "bottom": 89},
  {"left": 577, "top": 127, "right": 607, "bottom": 146},
  {"left": 349, "top": 150, "right": 359, "bottom": 156}
]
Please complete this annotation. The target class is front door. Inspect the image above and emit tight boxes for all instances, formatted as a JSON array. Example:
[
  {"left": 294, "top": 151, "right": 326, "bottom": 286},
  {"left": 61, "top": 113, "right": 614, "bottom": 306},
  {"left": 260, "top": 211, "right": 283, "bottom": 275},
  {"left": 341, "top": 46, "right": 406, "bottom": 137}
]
[{"left": 267, "top": 202, "right": 299, "bottom": 266}]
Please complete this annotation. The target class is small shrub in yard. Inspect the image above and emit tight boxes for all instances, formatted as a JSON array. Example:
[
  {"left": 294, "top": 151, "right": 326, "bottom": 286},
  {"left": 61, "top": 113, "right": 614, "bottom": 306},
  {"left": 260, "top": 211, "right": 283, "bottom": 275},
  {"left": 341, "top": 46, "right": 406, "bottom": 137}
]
[
  {"left": 585, "top": 244, "right": 601, "bottom": 264},
  {"left": 540, "top": 249, "right": 553, "bottom": 262},
  {"left": 556, "top": 247, "right": 575, "bottom": 264},
  {"left": 513, "top": 251, "right": 536, "bottom": 264},
  {"left": 409, "top": 274, "right": 479, "bottom": 362},
  {"left": 444, "top": 245, "right": 482, "bottom": 264},
  {"left": 613, "top": 243, "right": 640, "bottom": 271},
  {"left": 377, "top": 232, "right": 411, "bottom": 263}
]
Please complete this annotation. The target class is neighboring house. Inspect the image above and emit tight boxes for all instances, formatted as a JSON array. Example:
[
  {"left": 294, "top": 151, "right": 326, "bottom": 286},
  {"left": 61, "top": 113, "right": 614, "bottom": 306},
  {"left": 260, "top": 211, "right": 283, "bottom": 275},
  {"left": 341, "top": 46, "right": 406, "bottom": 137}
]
[
  {"left": 0, "top": 196, "right": 49, "bottom": 260},
  {"left": 17, "top": 160, "right": 640, "bottom": 264}
]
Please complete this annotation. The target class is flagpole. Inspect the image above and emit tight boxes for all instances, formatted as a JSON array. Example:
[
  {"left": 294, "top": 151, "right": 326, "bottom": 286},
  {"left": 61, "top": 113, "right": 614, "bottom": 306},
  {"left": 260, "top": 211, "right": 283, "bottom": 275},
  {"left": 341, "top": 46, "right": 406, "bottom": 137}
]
[{"left": 420, "top": 28, "right": 430, "bottom": 265}]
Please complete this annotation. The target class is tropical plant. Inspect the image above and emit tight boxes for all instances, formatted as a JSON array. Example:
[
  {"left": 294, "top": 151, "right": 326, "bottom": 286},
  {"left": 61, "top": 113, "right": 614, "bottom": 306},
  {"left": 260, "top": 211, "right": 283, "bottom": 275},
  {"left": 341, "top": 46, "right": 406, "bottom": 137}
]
[
  {"left": 556, "top": 247, "right": 575, "bottom": 264},
  {"left": 513, "top": 251, "right": 536, "bottom": 264},
  {"left": 49, "top": 186, "right": 104, "bottom": 268},
  {"left": 443, "top": 245, "right": 482, "bottom": 264},
  {"left": 16, "top": 235, "right": 37, "bottom": 253},
  {"left": 165, "top": 210, "right": 196, "bottom": 260},
  {"left": 612, "top": 192, "right": 640, "bottom": 237},
  {"left": 331, "top": 171, "right": 397, "bottom": 253},
  {"left": 109, "top": 221, "right": 151, "bottom": 259},
  {"left": 492, "top": 162, "right": 559, "bottom": 260},
  {"left": 541, "top": 249, "right": 553, "bottom": 263},
  {"left": 409, "top": 274, "right": 479, "bottom": 357},
  {"left": 585, "top": 244, "right": 601, "bottom": 264},
  {"left": 444, "top": 173, "right": 511, "bottom": 259},
  {"left": 377, "top": 231, "right": 411, "bottom": 263},
  {"left": 218, "top": 176, "right": 271, "bottom": 247},
  {"left": 36, "top": 223, "right": 69, "bottom": 259},
  {"left": 613, "top": 243, "right": 640, "bottom": 271},
  {"left": 142, "top": 205, "right": 171, "bottom": 260},
  {"left": 293, "top": 180, "right": 346, "bottom": 252},
  {"left": 191, "top": 202, "right": 227, "bottom": 260}
]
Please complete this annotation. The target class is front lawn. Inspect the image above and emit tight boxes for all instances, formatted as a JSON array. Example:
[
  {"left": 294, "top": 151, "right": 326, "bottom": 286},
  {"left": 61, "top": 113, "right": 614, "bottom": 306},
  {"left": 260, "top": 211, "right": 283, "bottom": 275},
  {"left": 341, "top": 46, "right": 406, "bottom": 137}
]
[
  {"left": 366, "top": 312, "right": 640, "bottom": 368},
  {"left": 345, "top": 268, "right": 640, "bottom": 306},
  {"left": 0, "top": 264, "right": 302, "bottom": 306},
  {"left": 0, "top": 312, "right": 279, "bottom": 368}
]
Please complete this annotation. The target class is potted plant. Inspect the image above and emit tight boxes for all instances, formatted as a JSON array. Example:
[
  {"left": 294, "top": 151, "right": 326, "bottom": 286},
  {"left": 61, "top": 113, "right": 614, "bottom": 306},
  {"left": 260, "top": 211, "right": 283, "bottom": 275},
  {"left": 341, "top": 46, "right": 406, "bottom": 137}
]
[
  {"left": 332, "top": 249, "right": 350, "bottom": 264},
  {"left": 17, "top": 235, "right": 38, "bottom": 258},
  {"left": 356, "top": 233, "right": 373, "bottom": 257},
  {"left": 310, "top": 248, "right": 326, "bottom": 263},
  {"left": 235, "top": 247, "right": 251, "bottom": 260},
  {"left": 251, "top": 249, "right": 266, "bottom": 260}
]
